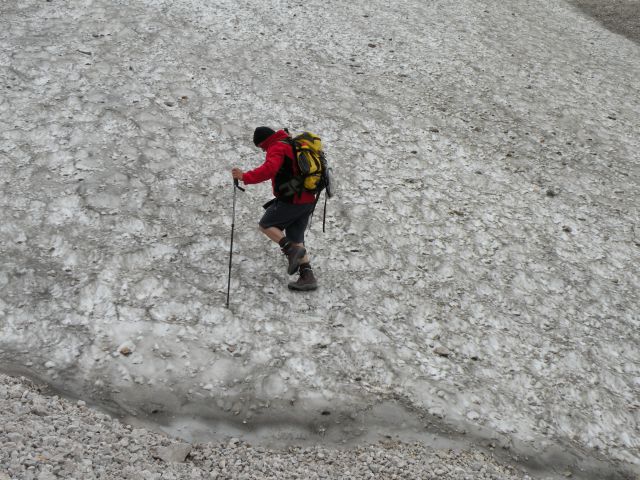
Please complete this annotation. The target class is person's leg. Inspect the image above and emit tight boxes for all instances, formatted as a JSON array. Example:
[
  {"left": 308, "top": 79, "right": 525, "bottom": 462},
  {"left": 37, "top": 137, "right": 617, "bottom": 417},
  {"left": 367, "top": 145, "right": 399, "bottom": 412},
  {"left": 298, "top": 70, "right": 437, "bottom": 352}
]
[
  {"left": 258, "top": 200, "right": 314, "bottom": 276},
  {"left": 287, "top": 237, "right": 317, "bottom": 291},
  {"left": 284, "top": 204, "right": 317, "bottom": 290},
  {"left": 288, "top": 262, "right": 317, "bottom": 291},
  {"left": 258, "top": 225, "right": 308, "bottom": 271},
  {"left": 291, "top": 242, "right": 310, "bottom": 265},
  {"left": 283, "top": 204, "right": 315, "bottom": 268},
  {"left": 259, "top": 225, "right": 285, "bottom": 244},
  {"left": 283, "top": 202, "right": 313, "bottom": 239}
]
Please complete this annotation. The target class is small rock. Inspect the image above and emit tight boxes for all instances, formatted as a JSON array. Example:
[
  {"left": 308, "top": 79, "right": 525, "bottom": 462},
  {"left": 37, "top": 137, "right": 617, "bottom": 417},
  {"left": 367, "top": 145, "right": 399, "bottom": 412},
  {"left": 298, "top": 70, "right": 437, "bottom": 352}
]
[
  {"left": 152, "top": 443, "right": 192, "bottom": 463},
  {"left": 118, "top": 343, "right": 134, "bottom": 356},
  {"left": 7, "top": 432, "right": 23, "bottom": 443},
  {"left": 37, "top": 470, "right": 56, "bottom": 480},
  {"left": 433, "top": 346, "right": 451, "bottom": 357}
]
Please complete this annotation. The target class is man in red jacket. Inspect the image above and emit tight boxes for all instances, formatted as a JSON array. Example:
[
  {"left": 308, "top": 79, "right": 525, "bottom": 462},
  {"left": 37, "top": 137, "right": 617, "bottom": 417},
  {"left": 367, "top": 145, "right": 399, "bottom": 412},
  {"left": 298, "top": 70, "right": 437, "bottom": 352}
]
[{"left": 231, "top": 127, "right": 318, "bottom": 291}]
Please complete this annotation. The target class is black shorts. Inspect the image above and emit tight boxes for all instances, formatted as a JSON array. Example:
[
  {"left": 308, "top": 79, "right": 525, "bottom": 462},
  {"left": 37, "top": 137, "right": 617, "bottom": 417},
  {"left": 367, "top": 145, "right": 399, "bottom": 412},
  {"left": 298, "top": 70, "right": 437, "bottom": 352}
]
[{"left": 259, "top": 199, "right": 315, "bottom": 244}]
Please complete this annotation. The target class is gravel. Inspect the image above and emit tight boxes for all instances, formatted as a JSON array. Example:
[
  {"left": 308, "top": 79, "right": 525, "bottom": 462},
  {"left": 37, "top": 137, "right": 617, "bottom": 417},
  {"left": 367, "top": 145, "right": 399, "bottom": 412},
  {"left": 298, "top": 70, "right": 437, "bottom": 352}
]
[{"left": 0, "top": 374, "right": 543, "bottom": 480}]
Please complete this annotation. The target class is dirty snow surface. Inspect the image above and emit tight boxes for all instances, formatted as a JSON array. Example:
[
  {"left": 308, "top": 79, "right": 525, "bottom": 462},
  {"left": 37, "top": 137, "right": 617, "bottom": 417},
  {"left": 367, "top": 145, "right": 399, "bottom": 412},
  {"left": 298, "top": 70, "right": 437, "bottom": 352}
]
[{"left": 1, "top": 0, "right": 639, "bottom": 478}]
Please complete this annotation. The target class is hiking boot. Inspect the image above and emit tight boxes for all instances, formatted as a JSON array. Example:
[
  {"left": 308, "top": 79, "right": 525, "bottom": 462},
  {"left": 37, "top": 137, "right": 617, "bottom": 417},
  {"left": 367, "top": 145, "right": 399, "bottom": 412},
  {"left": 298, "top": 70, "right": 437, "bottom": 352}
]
[
  {"left": 282, "top": 244, "right": 306, "bottom": 275},
  {"left": 288, "top": 264, "right": 318, "bottom": 291}
]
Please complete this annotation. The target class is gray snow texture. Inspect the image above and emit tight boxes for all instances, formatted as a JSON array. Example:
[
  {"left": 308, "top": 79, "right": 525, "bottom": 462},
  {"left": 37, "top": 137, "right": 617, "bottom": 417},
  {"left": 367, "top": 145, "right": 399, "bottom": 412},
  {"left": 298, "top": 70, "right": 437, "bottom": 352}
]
[{"left": 1, "top": 0, "right": 639, "bottom": 479}]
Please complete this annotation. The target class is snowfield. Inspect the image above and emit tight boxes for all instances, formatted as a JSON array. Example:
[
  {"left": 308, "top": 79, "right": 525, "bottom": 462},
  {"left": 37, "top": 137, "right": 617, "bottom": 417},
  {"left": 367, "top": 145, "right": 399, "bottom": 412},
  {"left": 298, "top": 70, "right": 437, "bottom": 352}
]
[{"left": 1, "top": 0, "right": 639, "bottom": 478}]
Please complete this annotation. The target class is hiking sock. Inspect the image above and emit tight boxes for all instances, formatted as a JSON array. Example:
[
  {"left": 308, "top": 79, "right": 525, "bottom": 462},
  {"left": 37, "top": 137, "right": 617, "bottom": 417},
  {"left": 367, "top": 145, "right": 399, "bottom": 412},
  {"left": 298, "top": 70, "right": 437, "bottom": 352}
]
[{"left": 279, "top": 237, "right": 292, "bottom": 252}]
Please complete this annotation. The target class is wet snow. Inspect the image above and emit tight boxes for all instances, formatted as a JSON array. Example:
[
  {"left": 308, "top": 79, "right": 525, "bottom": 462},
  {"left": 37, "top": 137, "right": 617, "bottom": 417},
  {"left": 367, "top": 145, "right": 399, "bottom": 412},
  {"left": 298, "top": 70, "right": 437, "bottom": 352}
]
[{"left": 0, "top": 0, "right": 639, "bottom": 478}]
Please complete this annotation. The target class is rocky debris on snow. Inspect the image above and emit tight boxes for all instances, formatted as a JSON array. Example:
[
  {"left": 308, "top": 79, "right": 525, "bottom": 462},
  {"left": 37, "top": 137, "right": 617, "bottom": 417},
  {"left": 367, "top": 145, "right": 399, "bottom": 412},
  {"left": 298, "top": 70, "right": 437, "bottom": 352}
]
[
  {"left": 0, "top": 374, "right": 546, "bottom": 480},
  {"left": 119, "top": 346, "right": 133, "bottom": 356},
  {"left": 118, "top": 342, "right": 135, "bottom": 356},
  {"left": 152, "top": 443, "right": 192, "bottom": 463},
  {"left": 434, "top": 346, "right": 452, "bottom": 357}
]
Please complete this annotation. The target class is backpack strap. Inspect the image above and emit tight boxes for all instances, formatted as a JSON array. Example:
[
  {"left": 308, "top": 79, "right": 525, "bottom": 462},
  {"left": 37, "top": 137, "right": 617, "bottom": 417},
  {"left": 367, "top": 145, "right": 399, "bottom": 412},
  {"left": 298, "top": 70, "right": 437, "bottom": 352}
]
[
  {"left": 278, "top": 138, "right": 305, "bottom": 199},
  {"left": 305, "top": 190, "right": 328, "bottom": 234},
  {"left": 288, "top": 139, "right": 302, "bottom": 200}
]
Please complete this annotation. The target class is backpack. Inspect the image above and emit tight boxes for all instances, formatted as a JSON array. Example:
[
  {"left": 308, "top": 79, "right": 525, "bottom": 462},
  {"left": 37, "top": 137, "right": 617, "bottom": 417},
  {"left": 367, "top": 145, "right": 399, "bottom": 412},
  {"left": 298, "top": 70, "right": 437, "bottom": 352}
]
[{"left": 281, "top": 130, "right": 335, "bottom": 231}]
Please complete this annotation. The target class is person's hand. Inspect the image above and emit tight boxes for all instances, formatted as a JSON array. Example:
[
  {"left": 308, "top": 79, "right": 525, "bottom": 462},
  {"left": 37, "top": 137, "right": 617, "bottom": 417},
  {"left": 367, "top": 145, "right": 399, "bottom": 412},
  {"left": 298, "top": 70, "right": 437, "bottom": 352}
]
[{"left": 231, "top": 168, "right": 244, "bottom": 181}]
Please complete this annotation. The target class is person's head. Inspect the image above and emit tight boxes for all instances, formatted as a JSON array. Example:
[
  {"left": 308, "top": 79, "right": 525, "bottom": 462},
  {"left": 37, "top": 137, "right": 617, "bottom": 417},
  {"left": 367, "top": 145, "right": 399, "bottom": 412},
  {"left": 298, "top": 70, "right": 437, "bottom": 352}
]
[{"left": 253, "top": 126, "right": 275, "bottom": 150}]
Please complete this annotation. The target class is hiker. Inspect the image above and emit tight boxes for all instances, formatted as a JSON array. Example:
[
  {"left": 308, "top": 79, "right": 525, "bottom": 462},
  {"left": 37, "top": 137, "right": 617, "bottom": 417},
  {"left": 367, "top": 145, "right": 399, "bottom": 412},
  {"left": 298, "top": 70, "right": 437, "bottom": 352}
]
[{"left": 231, "top": 127, "right": 318, "bottom": 291}]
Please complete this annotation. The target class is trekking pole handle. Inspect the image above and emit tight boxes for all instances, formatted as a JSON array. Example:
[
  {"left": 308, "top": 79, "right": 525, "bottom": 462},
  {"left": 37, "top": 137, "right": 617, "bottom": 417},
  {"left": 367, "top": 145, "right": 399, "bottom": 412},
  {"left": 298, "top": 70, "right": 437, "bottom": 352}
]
[{"left": 234, "top": 178, "right": 245, "bottom": 192}]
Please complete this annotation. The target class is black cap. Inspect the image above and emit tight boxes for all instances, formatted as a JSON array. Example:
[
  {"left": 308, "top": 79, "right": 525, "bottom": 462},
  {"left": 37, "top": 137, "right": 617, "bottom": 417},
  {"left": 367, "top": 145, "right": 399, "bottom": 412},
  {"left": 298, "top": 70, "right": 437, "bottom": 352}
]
[{"left": 253, "top": 126, "right": 275, "bottom": 147}]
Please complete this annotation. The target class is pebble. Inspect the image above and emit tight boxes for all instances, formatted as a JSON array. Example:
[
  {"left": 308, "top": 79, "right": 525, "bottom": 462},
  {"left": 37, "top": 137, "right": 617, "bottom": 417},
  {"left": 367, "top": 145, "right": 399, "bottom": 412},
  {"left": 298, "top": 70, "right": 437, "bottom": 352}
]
[{"left": 434, "top": 346, "right": 451, "bottom": 357}]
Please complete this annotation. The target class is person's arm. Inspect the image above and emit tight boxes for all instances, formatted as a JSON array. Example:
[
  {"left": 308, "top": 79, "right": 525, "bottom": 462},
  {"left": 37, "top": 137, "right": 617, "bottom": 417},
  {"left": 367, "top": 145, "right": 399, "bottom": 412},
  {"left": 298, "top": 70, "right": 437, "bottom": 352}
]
[{"left": 242, "top": 145, "right": 285, "bottom": 185}]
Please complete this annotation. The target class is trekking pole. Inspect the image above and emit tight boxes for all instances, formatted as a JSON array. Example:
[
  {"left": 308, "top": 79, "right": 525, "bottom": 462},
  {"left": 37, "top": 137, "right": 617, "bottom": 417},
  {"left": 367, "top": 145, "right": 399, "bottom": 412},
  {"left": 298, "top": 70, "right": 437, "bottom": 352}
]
[{"left": 226, "top": 178, "right": 245, "bottom": 309}]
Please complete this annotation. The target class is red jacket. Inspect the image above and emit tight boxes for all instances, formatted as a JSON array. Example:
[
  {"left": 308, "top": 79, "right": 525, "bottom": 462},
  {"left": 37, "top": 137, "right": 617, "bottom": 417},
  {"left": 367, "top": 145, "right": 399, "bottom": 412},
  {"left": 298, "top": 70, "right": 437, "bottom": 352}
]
[{"left": 242, "top": 130, "right": 316, "bottom": 204}]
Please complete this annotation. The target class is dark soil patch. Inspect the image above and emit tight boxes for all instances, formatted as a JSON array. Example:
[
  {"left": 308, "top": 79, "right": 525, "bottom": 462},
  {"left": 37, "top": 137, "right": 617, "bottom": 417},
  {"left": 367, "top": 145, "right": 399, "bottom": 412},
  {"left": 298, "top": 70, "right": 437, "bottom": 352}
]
[{"left": 569, "top": 0, "right": 640, "bottom": 43}]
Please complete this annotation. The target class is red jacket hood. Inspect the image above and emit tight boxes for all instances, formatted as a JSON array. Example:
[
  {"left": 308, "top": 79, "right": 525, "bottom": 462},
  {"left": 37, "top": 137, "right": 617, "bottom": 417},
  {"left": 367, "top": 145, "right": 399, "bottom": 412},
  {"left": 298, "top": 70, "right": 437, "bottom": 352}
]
[
  {"left": 258, "top": 129, "right": 289, "bottom": 149},
  {"left": 243, "top": 129, "right": 315, "bottom": 204}
]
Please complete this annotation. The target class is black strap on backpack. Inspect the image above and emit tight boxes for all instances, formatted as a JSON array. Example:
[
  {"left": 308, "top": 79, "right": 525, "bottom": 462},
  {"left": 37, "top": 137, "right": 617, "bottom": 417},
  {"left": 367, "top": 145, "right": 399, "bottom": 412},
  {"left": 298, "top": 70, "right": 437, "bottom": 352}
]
[{"left": 306, "top": 190, "right": 328, "bottom": 233}]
